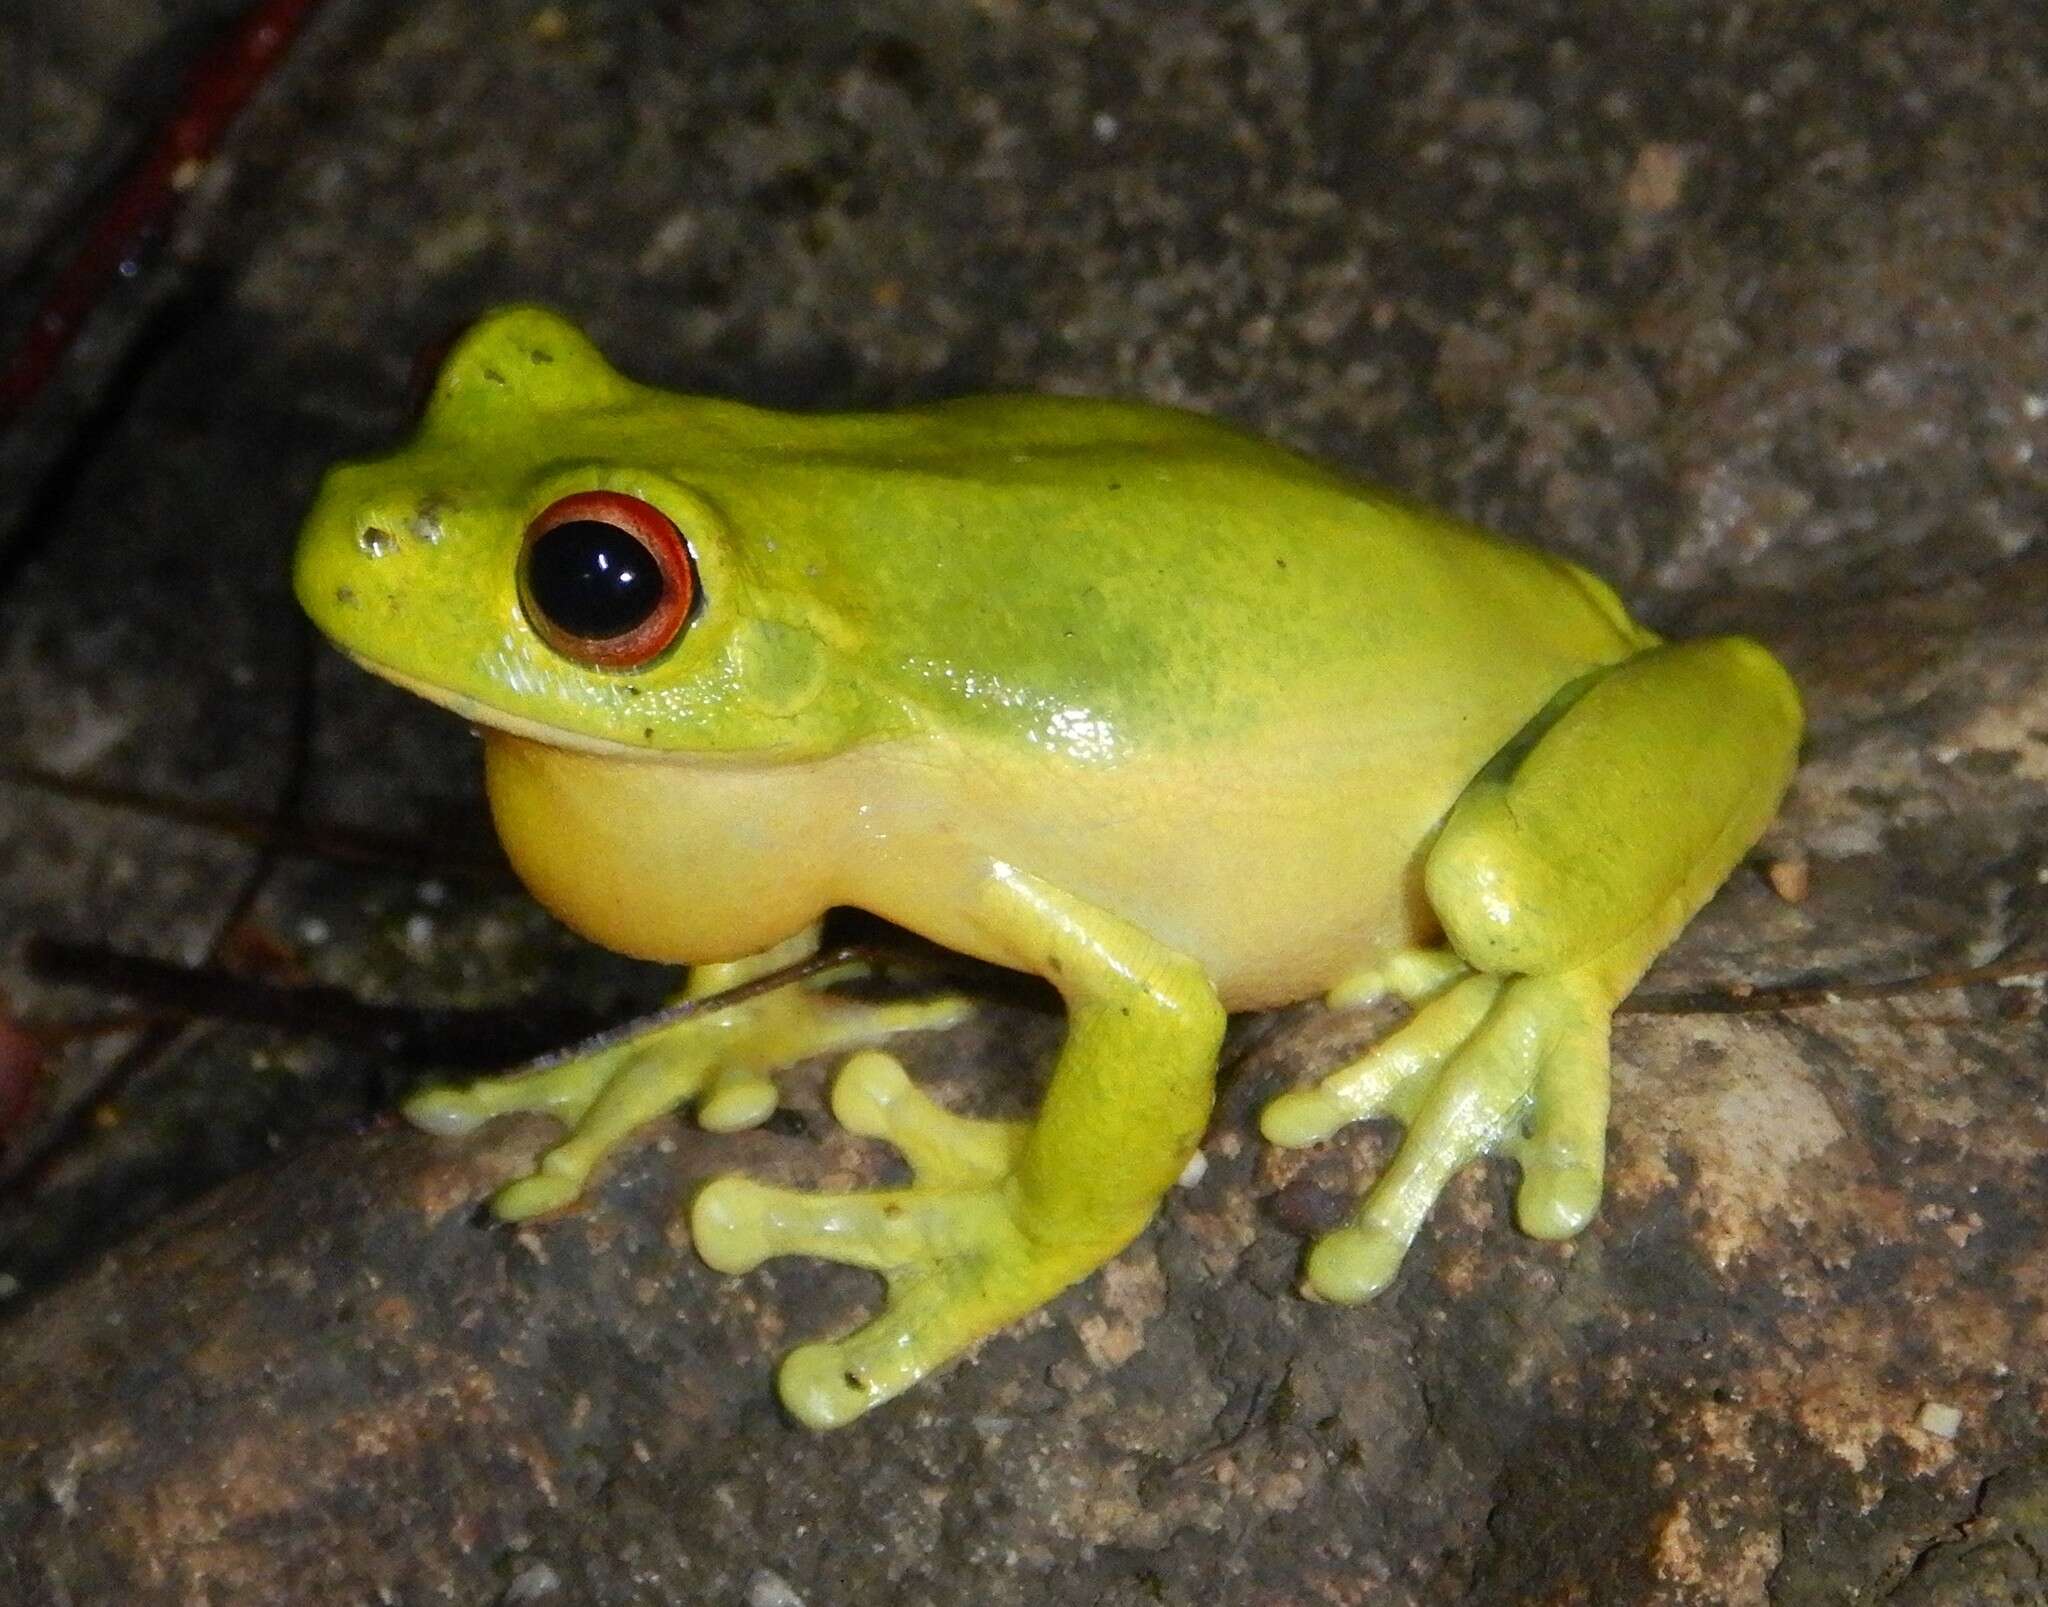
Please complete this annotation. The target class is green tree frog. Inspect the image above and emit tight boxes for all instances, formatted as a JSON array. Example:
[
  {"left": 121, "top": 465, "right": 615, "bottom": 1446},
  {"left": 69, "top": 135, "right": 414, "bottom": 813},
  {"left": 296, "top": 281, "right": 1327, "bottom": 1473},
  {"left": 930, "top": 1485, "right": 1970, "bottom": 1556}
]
[{"left": 294, "top": 307, "right": 1802, "bottom": 1429}]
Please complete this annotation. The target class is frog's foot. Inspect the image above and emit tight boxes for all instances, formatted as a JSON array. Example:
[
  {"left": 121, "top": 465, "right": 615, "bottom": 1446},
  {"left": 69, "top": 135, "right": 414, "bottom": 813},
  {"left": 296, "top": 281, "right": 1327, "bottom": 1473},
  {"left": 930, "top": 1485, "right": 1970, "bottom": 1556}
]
[
  {"left": 1324, "top": 944, "right": 1471, "bottom": 1011},
  {"left": 693, "top": 1050, "right": 1108, "bottom": 1429},
  {"left": 1261, "top": 970, "right": 1611, "bottom": 1303},
  {"left": 405, "top": 986, "right": 971, "bottom": 1222}
]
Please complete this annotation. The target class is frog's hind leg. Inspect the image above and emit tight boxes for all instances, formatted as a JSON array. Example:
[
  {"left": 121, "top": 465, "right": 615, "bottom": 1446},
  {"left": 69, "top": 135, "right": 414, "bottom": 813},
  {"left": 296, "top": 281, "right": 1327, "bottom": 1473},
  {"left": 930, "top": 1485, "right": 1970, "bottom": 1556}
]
[
  {"left": 692, "top": 865, "right": 1225, "bottom": 1428},
  {"left": 404, "top": 925, "right": 972, "bottom": 1220},
  {"left": 1263, "top": 636, "right": 1802, "bottom": 1301}
]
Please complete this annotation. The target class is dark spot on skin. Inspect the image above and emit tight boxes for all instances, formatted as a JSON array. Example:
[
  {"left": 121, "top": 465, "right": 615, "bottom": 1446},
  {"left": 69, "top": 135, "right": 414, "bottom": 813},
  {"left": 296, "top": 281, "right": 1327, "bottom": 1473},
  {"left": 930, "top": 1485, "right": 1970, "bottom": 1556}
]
[
  {"left": 334, "top": 586, "right": 356, "bottom": 606},
  {"left": 483, "top": 366, "right": 507, "bottom": 385},
  {"left": 623, "top": 685, "right": 642, "bottom": 697},
  {"left": 358, "top": 525, "right": 397, "bottom": 558},
  {"left": 1276, "top": 558, "right": 1288, "bottom": 570},
  {"left": 1107, "top": 480, "right": 1122, "bottom": 491},
  {"left": 530, "top": 347, "right": 554, "bottom": 364},
  {"left": 642, "top": 727, "right": 654, "bottom": 739},
  {"left": 843, "top": 1371, "right": 864, "bottom": 1391}
]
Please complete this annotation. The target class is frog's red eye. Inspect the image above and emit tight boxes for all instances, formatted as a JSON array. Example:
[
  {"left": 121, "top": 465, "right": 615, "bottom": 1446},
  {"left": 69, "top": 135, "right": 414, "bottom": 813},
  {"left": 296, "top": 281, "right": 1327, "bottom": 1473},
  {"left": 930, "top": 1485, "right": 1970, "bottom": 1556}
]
[{"left": 518, "top": 491, "right": 696, "bottom": 669}]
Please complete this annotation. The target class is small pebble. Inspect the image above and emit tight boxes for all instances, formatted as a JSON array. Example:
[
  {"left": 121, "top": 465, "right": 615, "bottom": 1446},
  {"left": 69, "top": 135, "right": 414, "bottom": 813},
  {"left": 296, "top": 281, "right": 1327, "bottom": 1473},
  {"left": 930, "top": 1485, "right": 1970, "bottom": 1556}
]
[
  {"left": 499, "top": 1561, "right": 561, "bottom": 1604},
  {"left": 1765, "top": 855, "right": 1811, "bottom": 903},
  {"left": 746, "top": 1569, "right": 806, "bottom": 1607},
  {"left": 1623, "top": 142, "right": 1690, "bottom": 214},
  {"left": 1916, "top": 1400, "right": 1963, "bottom": 1439}
]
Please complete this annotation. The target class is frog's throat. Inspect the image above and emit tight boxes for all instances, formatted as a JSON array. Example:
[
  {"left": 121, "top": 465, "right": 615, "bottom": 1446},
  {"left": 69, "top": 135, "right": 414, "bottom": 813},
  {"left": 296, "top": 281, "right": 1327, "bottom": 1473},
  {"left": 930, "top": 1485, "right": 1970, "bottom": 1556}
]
[{"left": 341, "top": 650, "right": 653, "bottom": 760}]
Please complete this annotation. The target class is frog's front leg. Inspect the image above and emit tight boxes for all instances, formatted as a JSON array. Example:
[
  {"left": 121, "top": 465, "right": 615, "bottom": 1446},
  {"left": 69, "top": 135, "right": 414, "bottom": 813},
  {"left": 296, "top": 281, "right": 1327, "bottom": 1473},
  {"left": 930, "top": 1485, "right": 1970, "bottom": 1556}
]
[
  {"left": 405, "top": 924, "right": 970, "bottom": 1220},
  {"left": 691, "top": 864, "right": 1225, "bottom": 1429},
  {"left": 1264, "top": 637, "right": 1802, "bottom": 1301}
]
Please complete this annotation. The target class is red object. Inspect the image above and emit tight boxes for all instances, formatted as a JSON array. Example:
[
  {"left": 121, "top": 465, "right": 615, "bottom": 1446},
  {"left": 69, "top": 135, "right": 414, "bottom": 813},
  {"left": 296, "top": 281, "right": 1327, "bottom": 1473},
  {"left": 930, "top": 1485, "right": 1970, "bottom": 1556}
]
[
  {"left": 0, "top": 1012, "right": 43, "bottom": 1145},
  {"left": 0, "top": 0, "right": 323, "bottom": 431}
]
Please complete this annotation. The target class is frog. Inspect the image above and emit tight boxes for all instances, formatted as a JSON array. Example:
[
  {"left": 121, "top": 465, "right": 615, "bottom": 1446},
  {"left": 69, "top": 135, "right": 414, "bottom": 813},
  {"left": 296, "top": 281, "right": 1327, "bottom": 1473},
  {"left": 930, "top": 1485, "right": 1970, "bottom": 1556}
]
[{"left": 293, "top": 306, "right": 1803, "bottom": 1430}]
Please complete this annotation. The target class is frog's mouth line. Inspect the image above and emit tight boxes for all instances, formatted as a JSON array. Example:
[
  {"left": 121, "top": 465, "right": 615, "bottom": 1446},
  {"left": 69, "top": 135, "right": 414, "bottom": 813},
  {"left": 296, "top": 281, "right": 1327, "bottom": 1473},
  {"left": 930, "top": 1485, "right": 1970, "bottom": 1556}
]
[{"left": 340, "top": 649, "right": 657, "bottom": 760}]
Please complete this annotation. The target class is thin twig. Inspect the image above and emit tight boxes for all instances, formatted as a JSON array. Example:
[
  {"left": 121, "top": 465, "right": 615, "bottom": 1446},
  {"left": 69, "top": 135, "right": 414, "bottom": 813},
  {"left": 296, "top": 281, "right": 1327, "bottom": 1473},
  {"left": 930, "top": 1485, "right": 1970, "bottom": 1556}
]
[
  {"left": 21, "top": 935, "right": 605, "bottom": 1067},
  {"left": 0, "top": 761, "right": 509, "bottom": 881},
  {"left": 26, "top": 930, "right": 2044, "bottom": 1081},
  {"left": 0, "top": 0, "right": 326, "bottom": 432},
  {"left": 14, "top": 938, "right": 932, "bottom": 1079},
  {"left": 498, "top": 945, "right": 885, "bottom": 1074},
  {"left": 1623, "top": 955, "right": 2048, "bottom": 1016},
  {"left": 23, "top": 1012, "right": 186, "bottom": 1047}
]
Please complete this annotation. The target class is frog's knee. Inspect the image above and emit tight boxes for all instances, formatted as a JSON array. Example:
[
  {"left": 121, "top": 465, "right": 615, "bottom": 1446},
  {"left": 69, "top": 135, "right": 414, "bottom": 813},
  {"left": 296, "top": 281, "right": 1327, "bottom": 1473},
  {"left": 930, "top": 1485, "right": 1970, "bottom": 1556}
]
[
  {"left": 1425, "top": 635, "right": 1802, "bottom": 978},
  {"left": 1423, "top": 792, "right": 1584, "bottom": 976}
]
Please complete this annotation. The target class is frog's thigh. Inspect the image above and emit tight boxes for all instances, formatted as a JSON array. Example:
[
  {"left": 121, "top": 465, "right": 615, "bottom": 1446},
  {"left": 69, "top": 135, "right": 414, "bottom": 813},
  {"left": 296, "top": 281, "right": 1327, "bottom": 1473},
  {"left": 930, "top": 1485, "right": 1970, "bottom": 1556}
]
[{"left": 1426, "top": 636, "right": 1802, "bottom": 986}]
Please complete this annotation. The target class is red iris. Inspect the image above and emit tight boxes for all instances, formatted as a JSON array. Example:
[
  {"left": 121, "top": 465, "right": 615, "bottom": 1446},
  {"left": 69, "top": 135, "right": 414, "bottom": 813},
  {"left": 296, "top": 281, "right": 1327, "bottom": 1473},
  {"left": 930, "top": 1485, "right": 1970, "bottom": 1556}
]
[{"left": 518, "top": 491, "right": 696, "bottom": 669}]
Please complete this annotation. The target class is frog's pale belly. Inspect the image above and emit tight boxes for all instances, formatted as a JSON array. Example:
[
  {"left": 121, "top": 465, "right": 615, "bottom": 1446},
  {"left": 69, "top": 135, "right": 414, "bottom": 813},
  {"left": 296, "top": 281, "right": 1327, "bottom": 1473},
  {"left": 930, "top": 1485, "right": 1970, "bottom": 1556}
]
[
  {"left": 483, "top": 704, "right": 1517, "bottom": 1010},
  {"left": 841, "top": 726, "right": 1462, "bottom": 1009}
]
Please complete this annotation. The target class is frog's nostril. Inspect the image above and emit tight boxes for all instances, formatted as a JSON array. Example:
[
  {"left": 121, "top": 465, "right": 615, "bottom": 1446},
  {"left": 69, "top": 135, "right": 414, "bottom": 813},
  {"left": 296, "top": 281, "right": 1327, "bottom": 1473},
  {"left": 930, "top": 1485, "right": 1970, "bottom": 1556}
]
[{"left": 358, "top": 525, "right": 398, "bottom": 558}]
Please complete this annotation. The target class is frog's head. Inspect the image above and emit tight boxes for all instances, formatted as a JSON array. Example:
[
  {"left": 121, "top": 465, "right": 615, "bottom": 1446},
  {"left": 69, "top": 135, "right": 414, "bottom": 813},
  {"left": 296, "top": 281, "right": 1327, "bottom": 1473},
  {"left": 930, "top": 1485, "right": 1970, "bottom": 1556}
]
[{"left": 294, "top": 306, "right": 892, "bottom": 760}]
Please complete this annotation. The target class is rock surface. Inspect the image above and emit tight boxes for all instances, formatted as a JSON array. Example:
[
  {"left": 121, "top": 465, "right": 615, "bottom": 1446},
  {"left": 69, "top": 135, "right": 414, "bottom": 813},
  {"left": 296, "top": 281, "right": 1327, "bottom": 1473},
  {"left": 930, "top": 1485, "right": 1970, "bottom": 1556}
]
[{"left": 1, "top": 2, "right": 2045, "bottom": 1603}]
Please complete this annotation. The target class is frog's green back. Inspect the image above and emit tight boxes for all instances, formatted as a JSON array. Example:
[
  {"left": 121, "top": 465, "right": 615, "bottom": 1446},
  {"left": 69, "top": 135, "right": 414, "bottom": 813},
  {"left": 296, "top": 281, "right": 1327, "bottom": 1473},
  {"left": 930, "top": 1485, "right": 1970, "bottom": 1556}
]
[{"left": 654, "top": 389, "right": 1649, "bottom": 760}]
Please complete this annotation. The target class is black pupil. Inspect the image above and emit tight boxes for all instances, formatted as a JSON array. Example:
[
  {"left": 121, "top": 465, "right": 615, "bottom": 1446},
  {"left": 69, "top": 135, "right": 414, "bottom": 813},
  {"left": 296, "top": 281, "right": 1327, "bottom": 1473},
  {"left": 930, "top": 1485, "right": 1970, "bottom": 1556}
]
[{"left": 526, "top": 519, "right": 664, "bottom": 639}]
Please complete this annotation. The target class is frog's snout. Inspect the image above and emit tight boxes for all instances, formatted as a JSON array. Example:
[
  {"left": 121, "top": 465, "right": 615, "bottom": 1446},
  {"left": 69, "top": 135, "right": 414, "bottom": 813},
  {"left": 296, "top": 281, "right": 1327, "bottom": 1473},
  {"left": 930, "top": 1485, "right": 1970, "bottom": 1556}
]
[{"left": 292, "top": 465, "right": 410, "bottom": 637}]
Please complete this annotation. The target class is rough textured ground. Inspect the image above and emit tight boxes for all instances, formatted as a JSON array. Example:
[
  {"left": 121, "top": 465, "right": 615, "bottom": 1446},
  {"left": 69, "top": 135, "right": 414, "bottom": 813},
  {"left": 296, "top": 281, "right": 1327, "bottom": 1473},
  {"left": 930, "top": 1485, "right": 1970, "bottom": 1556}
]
[{"left": 0, "top": 2, "right": 2044, "bottom": 1603}]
